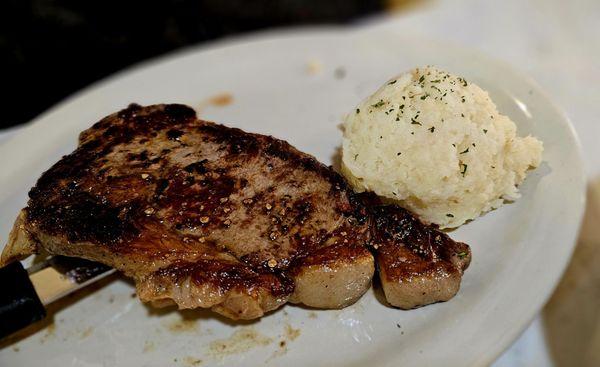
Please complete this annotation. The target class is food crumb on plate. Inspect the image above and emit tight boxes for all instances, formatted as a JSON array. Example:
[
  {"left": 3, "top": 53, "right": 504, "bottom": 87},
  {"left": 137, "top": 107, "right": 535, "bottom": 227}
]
[
  {"left": 195, "top": 93, "right": 234, "bottom": 115},
  {"left": 182, "top": 356, "right": 203, "bottom": 366},
  {"left": 334, "top": 66, "right": 346, "bottom": 79},
  {"left": 306, "top": 59, "right": 322, "bottom": 75},
  {"left": 208, "top": 93, "right": 233, "bottom": 107},
  {"left": 284, "top": 323, "right": 300, "bottom": 341},
  {"left": 207, "top": 327, "right": 272, "bottom": 358},
  {"left": 267, "top": 322, "right": 302, "bottom": 361},
  {"left": 143, "top": 340, "right": 155, "bottom": 353},
  {"left": 80, "top": 326, "right": 93, "bottom": 339},
  {"left": 165, "top": 317, "right": 198, "bottom": 333}
]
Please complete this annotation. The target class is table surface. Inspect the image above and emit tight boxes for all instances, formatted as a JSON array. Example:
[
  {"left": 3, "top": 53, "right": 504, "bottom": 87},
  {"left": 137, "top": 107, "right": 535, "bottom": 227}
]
[{"left": 2, "top": 1, "right": 599, "bottom": 365}]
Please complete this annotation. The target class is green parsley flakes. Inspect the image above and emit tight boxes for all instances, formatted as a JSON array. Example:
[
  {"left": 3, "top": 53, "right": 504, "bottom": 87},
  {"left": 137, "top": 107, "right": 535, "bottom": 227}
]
[{"left": 371, "top": 100, "right": 385, "bottom": 108}]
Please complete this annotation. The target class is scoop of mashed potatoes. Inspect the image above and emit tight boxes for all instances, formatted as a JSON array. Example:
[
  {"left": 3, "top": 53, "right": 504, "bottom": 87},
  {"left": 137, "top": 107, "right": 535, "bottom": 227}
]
[{"left": 341, "top": 66, "right": 543, "bottom": 228}]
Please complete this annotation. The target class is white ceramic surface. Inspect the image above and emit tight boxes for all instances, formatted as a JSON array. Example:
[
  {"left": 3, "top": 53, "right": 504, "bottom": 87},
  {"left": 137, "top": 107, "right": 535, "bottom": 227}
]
[{"left": 0, "top": 27, "right": 585, "bottom": 366}]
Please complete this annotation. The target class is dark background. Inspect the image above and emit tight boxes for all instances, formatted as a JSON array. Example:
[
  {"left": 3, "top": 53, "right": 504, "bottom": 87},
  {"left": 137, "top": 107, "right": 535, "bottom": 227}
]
[{"left": 1, "top": 0, "right": 388, "bottom": 129}]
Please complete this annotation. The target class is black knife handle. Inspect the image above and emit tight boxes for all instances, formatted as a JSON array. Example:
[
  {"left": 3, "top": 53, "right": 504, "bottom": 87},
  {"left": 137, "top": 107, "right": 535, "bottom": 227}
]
[{"left": 0, "top": 261, "right": 46, "bottom": 339}]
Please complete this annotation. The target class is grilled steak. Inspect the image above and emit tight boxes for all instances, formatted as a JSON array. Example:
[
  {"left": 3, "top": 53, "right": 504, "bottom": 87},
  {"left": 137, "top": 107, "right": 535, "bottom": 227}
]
[{"left": 1, "top": 104, "right": 470, "bottom": 319}]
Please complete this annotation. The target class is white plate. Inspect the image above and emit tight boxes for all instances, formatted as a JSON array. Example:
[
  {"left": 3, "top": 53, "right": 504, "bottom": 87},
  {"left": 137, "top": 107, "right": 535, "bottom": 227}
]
[{"left": 0, "top": 26, "right": 585, "bottom": 366}]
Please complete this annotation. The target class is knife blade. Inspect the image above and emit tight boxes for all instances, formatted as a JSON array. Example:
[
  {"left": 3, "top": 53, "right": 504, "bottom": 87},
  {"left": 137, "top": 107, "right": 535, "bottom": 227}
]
[
  {"left": 29, "top": 256, "right": 115, "bottom": 305},
  {"left": 0, "top": 257, "right": 114, "bottom": 338}
]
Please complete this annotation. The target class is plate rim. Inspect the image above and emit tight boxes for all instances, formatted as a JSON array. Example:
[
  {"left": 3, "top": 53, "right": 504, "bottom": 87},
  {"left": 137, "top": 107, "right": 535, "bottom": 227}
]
[{"left": 0, "top": 25, "right": 587, "bottom": 366}]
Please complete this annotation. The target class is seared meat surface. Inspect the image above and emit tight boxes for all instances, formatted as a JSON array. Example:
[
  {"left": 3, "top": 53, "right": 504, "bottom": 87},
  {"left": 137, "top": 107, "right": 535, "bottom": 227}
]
[
  {"left": 370, "top": 205, "right": 471, "bottom": 308},
  {"left": 1, "top": 104, "right": 470, "bottom": 319}
]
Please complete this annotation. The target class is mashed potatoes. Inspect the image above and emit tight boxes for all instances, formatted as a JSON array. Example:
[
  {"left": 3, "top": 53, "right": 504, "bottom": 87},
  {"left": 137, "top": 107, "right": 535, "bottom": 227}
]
[{"left": 341, "top": 66, "right": 543, "bottom": 228}]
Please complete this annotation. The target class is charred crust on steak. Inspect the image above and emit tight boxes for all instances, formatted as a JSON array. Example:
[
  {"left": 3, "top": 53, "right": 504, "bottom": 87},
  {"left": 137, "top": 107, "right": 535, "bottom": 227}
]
[
  {"left": 4, "top": 103, "right": 470, "bottom": 317},
  {"left": 370, "top": 204, "right": 471, "bottom": 278},
  {"left": 24, "top": 103, "right": 370, "bottom": 266},
  {"left": 152, "top": 259, "right": 295, "bottom": 297}
]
